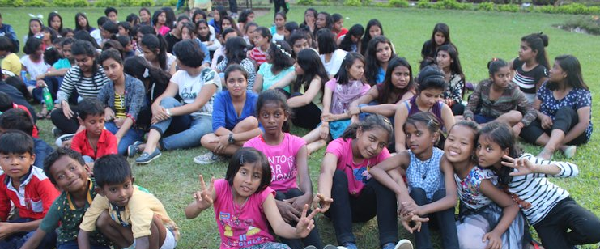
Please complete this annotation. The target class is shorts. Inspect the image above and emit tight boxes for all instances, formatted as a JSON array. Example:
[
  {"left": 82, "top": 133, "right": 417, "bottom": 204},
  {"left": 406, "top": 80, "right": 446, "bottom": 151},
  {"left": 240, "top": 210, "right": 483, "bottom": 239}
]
[{"left": 129, "top": 229, "right": 177, "bottom": 249}]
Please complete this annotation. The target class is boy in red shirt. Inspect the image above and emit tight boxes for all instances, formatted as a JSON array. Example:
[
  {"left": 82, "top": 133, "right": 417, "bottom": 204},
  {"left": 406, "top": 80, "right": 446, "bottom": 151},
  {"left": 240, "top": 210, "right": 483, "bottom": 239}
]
[
  {"left": 0, "top": 130, "right": 60, "bottom": 249},
  {"left": 70, "top": 98, "right": 117, "bottom": 169}
]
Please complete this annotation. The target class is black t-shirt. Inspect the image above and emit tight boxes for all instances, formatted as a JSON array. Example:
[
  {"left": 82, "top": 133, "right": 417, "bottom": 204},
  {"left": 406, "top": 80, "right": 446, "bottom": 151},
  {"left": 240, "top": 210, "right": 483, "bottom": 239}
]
[
  {"left": 512, "top": 58, "right": 549, "bottom": 94},
  {"left": 164, "top": 33, "right": 181, "bottom": 54}
]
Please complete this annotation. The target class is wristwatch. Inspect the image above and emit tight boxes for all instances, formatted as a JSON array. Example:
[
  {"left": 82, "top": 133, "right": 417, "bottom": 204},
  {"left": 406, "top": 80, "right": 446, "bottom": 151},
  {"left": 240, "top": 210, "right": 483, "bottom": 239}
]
[{"left": 228, "top": 133, "right": 236, "bottom": 144}]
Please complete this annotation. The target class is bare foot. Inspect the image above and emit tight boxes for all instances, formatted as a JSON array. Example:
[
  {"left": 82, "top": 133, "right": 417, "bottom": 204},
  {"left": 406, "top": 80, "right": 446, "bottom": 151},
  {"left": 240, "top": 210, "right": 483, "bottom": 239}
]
[{"left": 306, "top": 140, "right": 327, "bottom": 155}]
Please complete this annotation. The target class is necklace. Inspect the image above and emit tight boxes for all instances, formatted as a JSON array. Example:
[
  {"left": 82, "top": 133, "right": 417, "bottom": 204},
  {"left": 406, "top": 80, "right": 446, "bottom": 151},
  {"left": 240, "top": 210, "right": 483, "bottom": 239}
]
[{"left": 415, "top": 154, "right": 434, "bottom": 180}]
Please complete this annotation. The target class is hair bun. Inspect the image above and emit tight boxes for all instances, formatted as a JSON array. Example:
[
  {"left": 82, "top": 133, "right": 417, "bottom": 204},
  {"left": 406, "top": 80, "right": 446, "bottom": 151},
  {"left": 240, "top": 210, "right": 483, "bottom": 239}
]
[
  {"left": 418, "top": 65, "right": 444, "bottom": 83},
  {"left": 538, "top": 32, "right": 549, "bottom": 47}
]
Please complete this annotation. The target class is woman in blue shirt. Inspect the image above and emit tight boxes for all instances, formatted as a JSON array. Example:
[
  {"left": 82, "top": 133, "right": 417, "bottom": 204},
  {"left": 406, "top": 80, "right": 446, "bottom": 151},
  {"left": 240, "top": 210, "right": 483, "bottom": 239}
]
[{"left": 195, "top": 65, "right": 262, "bottom": 164}]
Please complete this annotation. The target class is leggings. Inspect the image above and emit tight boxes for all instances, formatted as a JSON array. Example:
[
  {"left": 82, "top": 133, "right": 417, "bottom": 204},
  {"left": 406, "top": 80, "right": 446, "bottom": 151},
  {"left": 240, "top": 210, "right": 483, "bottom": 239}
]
[{"left": 520, "top": 106, "right": 589, "bottom": 146}]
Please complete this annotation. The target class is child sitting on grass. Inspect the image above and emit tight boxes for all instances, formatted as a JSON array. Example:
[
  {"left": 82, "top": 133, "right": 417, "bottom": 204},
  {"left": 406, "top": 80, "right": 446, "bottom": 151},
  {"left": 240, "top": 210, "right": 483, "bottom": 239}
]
[
  {"left": 0, "top": 108, "right": 52, "bottom": 169},
  {"left": 21, "top": 148, "right": 110, "bottom": 249},
  {"left": 0, "top": 130, "right": 60, "bottom": 249},
  {"left": 70, "top": 98, "right": 117, "bottom": 166},
  {"left": 78, "top": 155, "right": 179, "bottom": 249},
  {"left": 185, "top": 147, "right": 318, "bottom": 249}
]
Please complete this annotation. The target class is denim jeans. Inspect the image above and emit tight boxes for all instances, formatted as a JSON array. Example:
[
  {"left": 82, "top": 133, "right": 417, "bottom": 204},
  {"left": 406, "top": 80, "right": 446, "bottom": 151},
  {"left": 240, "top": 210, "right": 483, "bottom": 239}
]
[
  {"left": 274, "top": 189, "right": 323, "bottom": 249},
  {"left": 327, "top": 170, "right": 398, "bottom": 247},
  {"left": 150, "top": 97, "right": 213, "bottom": 151},
  {"left": 410, "top": 188, "right": 459, "bottom": 249},
  {"left": 58, "top": 240, "right": 110, "bottom": 249},
  {"left": 0, "top": 218, "right": 56, "bottom": 249},
  {"left": 104, "top": 121, "right": 145, "bottom": 155}
]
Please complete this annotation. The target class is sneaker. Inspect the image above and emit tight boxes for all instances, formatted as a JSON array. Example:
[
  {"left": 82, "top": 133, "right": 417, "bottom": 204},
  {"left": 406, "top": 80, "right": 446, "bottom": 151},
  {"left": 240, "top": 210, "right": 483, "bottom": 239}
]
[
  {"left": 563, "top": 145, "right": 577, "bottom": 159},
  {"left": 304, "top": 246, "right": 317, "bottom": 249},
  {"left": 338, "top": 243, "right": 358, "bottom": 249},
  {"left": 323, "top": 245, "right": 338, "bottom": 249},
  {"left": 127, "top": 141, "right": 143, "bottom": 158},
  {"left": 55, "top": 134, "right": 74, "bottom": 147},
  {"left": 194, "top": 152, "right": 225, "bottom": 164},
  {"left": 52, "top": 126, "right": 63, "bottom": 138},
  {"left": 394, "top": 240, "right": 413, "bottom": 249},
  {"left": 135, "top": 148, "right": 161, "bottom": 164}
]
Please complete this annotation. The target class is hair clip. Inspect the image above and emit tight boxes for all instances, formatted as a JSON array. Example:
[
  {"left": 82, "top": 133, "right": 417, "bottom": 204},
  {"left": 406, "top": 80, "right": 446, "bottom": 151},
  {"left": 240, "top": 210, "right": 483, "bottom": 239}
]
[
  {"left": 427, "top": 119, "right": 434, "bottom": 127},
  {"left": 491, "top": 57, "right": 498, "bottom": 62},
  {"left": 143, "top": 69, "right": 150, "bottom": 78},
  {"left": 239, "top": 154, "right": 244, "bottom": 164},
  {"left": 29, "top": 14, "right": 43, "bottom": 20},
  {"left": 275, "top": 44, "right": 291, "bottom": 58},
  {"left": 53, "top": 11, "right": 58, "bottom": 14}
]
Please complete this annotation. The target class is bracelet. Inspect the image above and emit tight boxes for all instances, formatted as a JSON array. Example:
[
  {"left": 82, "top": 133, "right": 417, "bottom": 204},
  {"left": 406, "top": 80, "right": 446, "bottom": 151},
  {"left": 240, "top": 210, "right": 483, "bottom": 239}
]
[{"left": 166, "top": 108, "right": 172, "bottom": 117}]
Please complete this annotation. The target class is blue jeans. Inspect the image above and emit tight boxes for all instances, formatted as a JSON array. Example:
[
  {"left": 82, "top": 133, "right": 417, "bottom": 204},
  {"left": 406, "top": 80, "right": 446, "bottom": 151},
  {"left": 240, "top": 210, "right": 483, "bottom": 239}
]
[
  {"left": 150, "top": 97, "right": 212, "bottom": 151},
  {"left": 104, "top": 121, "right": 145, "bottom": 155},
  {"left": 58, "top": 240, "right": 110, "bottom": 249},
  {"left": 0, "top": 218, "right": 56, "bottom": 249}
]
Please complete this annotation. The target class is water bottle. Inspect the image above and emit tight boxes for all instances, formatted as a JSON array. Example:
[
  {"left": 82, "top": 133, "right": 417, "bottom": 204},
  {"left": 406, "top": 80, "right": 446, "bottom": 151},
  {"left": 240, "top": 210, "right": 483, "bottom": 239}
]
[
  {"left": 42, "top": 87, "right": 53, "bottom": 111},
  {"left": 20, "top": 70, "right": 28, "bottom": 83}
]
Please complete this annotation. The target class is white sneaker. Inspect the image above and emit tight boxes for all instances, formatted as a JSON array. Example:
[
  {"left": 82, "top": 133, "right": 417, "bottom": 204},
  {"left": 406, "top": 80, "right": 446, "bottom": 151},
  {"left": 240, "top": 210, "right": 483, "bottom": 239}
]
[
  {"left": 395, "top": 240, "right": 413, "bottom": 249},
  {"left": 193, "top": 152, "right": 225, "bottom": 164}
]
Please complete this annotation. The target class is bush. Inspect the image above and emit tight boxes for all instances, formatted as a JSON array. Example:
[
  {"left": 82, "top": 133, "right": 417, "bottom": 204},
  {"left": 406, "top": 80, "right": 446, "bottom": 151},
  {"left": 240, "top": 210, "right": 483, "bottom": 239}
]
[
  {"left": 498, "top": 4, "right": 519, "bottom": 12},
  {"left": 433, "top": 0, "right": 470, "bottom": 10},
  {"left": 389, "top": 0, "right": 409, "bottom": 7},
  {"left": 417, "top": 0, "right": 431, "bottom": 8},
  {"left": 558, "top": 16, "right": 600, "bottom": 35},
  {"left": 163, "top": 0, "right": 178, "bottom": 6},
  {"left": 344, "top": 0, "right": 361, "bottom": 6},
  {"left": 25, "top": 0, "right": 49, "bottom": 6},
  {"left": 478, "top": 2, "right": 494, "bottom": 11},
  {"left": 1, "top": 0, "right": 24, "bottom": 6},
  {"left": 363, "top": 0, "right": 372, "bottom": 6},
  {"left": 297, "top": 0, "right": 315, "bottom": 5},
  {"left": 95, "top": 0, "right": 120, "bottom": 7}
]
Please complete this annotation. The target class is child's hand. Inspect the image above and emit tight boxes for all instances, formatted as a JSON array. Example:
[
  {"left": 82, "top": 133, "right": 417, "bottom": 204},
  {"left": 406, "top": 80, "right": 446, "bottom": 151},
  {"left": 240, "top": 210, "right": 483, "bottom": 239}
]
[
  {"left": 319, "top": 125, "right": 330, "bottom": 140},
  {"left": 400, "top": 213, "right": 428, "bottom": 234},
  {"left": 312, "top": 193, "right": 333, "bottom": 213},
  {"left": 400, "top": 201, "right": 422, "bottom": 216},
  {"left": 215, "top": 135, "right": 229, "bottom": 153},
  {"left": 0, "top": 222, "right": 14, "bottom": 240},
  {"left": 295, "top": 204, "right": 317, "bottom": 238},
  {"left": 276, "top": 200, "right": 300, "bottom": 223},
  {"left": 482, "top": 230, "right": 502, "bottom": 249},
  {"left": 194, "top": 175, "right": 215, "bottom": 208},
  {"left": 501, "top": 155, "right": 538, "bottom": 176},
  {"left": 104, "top": 108, "right": 115, "bottom": 122}
]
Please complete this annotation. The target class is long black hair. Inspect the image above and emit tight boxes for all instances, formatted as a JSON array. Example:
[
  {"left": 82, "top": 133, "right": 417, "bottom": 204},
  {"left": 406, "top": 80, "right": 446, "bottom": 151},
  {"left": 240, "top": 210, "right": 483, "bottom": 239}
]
[
  {"left": 71, "top": 40, "right": 100, "bottom": 91},
  {"left": 549, "top": 55, "right": 588, "bottom": 91},
  {"left": 342, "top": 114, "right": 393, "bottom": 143},
  {"left": 74, "top": 13, "right": 92, "bottom": 33},
  {"left": 293, "top": 49, "right": 329, "bottom": 93},
  {"left": 479, "top": 121, "right": 522, "bottom": 186},
  {"left": 269, "top": 40, "right": 294, "bottom": 74},
  {"left": 360, "top": 19, "right": 383, "bottom": 56},
  {"left": 377, "top": 57, "right": 414, "bottom": 104},
  {"left": 335, "top": 52, "right": 365, "bottom": 85},
  {"left": 123, "top": 56, "right": 171, "bottom": 101},
  {"left": 521, "top": 32, "right": 549, "bottom": 69},
  {"left": 225, "top": 36, "right": 249, "bottom": 65},
  {"left": 48, "top": 12, "right": 63, "bottom": 33},
  {"left": 365, "top": 36, "right": 395, "bottom": 85},
  {"left": 141, "top": 34, "right": 168, "bottom": 71},
  {"left": 423, "top": 23, "right": 451, "bottom": 59},
  {"left": 339, "top": 24, "right": 364, "bottom": 53}
]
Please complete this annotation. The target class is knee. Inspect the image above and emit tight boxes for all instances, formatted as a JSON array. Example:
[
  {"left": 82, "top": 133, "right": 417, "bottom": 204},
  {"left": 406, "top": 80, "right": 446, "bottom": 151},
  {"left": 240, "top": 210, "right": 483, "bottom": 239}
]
[
  {"left": 409, "top": 188, "right": 428, "bottom": 203},
  {"left": 159, "top": 97, "right": 179, "bottom": 108},
  {"left": 503, "top": 110, "right": 523, "bottom": 122},
  {"left": 200, "top": 133, "right": 217, "bottom": 147},
  {"left": 556, "top": 106, "right": 576, "bottom": 116},
  {"left": 95, "top": 210, "right": 112, "bottom": 229},
  {"left": 332, "top": 170, "right": 348, "bottom": 189},
  {"left": 233, "top": 116, "right": 259, "bottom": 133},
  {"left": 286, "top": 188, "right": 304, "bottom": 197}
]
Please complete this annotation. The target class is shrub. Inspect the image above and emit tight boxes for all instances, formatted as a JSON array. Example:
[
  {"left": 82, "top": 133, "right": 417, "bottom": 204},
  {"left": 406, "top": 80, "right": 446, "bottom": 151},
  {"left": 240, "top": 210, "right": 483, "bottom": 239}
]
[
  {"left": 2, "top": 0, "right": 24, "bottom": 6},
  {"left": 389, "top": 0, "right": 409, "bottom": 7},
  {"left": 478, "top": 2, "right": 494, "bottom": 11},
  {"left": 297, "top": 0, "right": 315, "bottom": 5},
  {"left": 498, "top": 4, "right": 519, "bottom": 12},
  {"left": 25, "top": 0, "right": 49, "bottom": 6},
  {"left": 163, "top": 0, "right": 178, "bottom": 6},
  {"left": 363, "top": 0, "right": 372, "bottom": 6},
  {"left": 95, "top": 0, "right": 120, "bottom": 7},
  {"left": 344, "top": 0, "right": 361, "bottom": 6},
  {"left": 433, "top": 0, "right": 470, "bottom": 10},
  {"left": 321, "top": 0, "right": 331, "bottom": 6},
  {"left": 417, "top": 0, "right": 431, "bottom": 8},
  {"left": 558, "top": 16, "right": 600, "bottom": 35},
  {"left": 53, "top": 0, "right": 72, "bottom": 6}
]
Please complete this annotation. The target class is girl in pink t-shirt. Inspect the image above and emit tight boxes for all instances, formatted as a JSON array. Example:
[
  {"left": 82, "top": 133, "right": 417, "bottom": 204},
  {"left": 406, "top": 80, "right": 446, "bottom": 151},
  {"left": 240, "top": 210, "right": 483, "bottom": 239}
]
[
  {"left": 244, "top": 90, "right": 324, "bottom": 249},
  {"left": 304, "top": 52, "right": 371, "bottom": 154},
  {"left": 314, "top": 114, "right": 412, "bottom": 249},
  {"left": 185, "top": 147, "right": 318, "bottom": 249}
]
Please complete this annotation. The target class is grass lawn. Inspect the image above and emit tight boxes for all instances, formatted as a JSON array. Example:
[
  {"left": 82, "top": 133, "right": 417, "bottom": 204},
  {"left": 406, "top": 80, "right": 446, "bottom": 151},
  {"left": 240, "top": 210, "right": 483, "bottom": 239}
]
[{"left": 4, "top": 5, "right": 600, "bottom": 249}]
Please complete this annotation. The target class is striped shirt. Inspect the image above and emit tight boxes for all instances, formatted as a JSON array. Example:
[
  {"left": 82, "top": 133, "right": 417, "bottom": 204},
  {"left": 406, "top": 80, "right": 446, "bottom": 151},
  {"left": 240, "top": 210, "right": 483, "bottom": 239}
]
[
  {"left": 248, "top": 47, "right": 267, "bottom": 67},
  {"left": 500, "top": 153, "right": 578, "bottom": 225},
  {"left": 57, "top": 66, "right": 110, "bottom": 102}
]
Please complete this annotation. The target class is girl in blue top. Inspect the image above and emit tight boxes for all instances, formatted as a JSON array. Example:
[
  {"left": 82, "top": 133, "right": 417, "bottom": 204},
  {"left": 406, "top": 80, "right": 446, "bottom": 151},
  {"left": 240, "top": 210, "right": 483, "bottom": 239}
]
[
  {"left": 370, "top": 112, "right": 459, "bottom": 249},
  {"left": 253, "top": 40, "right": 295, "bottom": 93},
  {"left": 195, "top": 65, "right": 262, "bottom": 164},
  {"left": 365, "top": 36, "right": 394, "bottom": 85}
]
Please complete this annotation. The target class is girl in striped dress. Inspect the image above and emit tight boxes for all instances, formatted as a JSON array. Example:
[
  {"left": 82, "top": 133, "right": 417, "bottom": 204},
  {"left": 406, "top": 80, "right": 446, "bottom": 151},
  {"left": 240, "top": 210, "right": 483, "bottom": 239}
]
[{"left": 477, "top": 121, "right": 600, "bottom": 249}]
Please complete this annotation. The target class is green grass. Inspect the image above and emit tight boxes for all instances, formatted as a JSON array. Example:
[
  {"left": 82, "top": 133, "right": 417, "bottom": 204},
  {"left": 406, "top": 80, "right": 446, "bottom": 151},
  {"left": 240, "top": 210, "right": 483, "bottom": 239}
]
[{"left": 8, "top": 6, "right": 600, "bottom": 249}]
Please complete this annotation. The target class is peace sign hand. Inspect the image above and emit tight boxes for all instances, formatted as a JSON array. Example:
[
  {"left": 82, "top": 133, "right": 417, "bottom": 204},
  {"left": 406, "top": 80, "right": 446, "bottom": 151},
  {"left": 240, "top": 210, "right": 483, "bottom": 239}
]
[
  {"left": 194, "top": 175, "right": 215, "bottom": 209},
  {"left": 295, "top": 204, "right": 318, "bottom": 238},
  {"left": 501, "top": 155, "right": 538, "bottom": 176}
]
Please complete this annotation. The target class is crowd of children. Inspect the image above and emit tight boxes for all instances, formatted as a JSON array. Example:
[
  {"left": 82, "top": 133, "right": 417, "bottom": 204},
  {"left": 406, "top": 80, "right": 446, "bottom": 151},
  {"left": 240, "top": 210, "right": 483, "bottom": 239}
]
[{"left": 0, "top": 4, "right": 598, "bottom": 249}]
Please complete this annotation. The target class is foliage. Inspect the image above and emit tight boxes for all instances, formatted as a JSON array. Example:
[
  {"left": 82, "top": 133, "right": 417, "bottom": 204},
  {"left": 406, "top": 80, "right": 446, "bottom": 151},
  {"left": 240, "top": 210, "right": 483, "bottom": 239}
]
[
  {"left": 0, "top": 0, "right": 24, "bottom": 7},
  {"left": 94, "top": 0, "right": 119, "bottom": 7},
  {"left": 163, "top": 0, "right": 178, "bottom": 6},
  {"left": 534, "top": 3, "right": 600, "bottom": 15},
  {"left": 363, "top": 0, "right": 372, "bottom": 6},
  {"left": 497, "top": 4, "right": 519, "bottom": 12},
  {"left": 478, "top": 2, "right": 495, "bottom": 11},
  {"left": 433, "top": 0, "right": 472, "bottom": 10},
  {"left": 389, "top": 0, "right": 409, "bottom": 7},
  {"left": 297, "top": 0, "right": 315, "bottom": 5},
  {"left": 344, "top": 0, "right": 362, "bottom": 6},
  {"left": 53, "top": 0, "right": 89, "bottom": 7},
  {"left": 557, "top": 15, "right": 600, "bottom": 35},
  {"left": 417, "top": 0, "right": 431, "bottom": 8},
  {"left": 321, "top": 0, "right": 331, "bottom": 6},
  {"left": 25, "top": 0, "right": 49, "bottom": 6}
]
